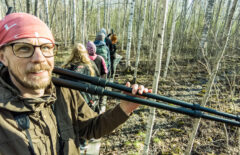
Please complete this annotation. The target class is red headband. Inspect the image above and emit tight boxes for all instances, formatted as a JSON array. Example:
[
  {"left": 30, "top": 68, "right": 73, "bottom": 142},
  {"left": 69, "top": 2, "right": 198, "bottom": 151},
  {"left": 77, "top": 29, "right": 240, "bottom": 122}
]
[{"left": 0, "top": 13, "right": 54, "bottom": 47}]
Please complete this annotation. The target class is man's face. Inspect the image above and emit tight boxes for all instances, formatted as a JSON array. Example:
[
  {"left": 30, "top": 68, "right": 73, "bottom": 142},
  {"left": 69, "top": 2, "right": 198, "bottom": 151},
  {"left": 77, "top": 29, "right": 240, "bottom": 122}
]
[{"left": 0, "top": 38, "right": 54, "bottom": 90}]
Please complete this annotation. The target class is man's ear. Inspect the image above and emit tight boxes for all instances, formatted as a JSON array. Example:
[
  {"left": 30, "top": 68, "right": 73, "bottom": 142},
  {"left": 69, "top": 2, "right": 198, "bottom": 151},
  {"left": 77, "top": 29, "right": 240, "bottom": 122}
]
[{"left": 0, "top": 49, "right": 8, "bottom": 67}]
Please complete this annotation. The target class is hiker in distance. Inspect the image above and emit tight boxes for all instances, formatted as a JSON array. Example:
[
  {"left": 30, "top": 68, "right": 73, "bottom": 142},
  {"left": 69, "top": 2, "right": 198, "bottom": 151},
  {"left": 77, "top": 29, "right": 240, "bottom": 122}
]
[{"left": 0, "top": 13, "right": 149, "bottom": 154}]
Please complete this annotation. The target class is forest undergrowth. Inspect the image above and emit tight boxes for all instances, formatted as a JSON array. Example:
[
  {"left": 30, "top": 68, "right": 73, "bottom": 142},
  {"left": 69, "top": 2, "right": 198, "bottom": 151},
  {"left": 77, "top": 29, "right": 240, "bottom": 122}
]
[{"left": 100, "top": 54, "right": 240, "bottom": 155}]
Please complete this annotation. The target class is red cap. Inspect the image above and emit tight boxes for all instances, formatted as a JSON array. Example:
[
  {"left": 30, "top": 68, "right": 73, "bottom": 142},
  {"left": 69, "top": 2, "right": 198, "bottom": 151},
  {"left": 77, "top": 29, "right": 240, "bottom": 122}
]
[{"left": 0, "top": 13, "right": 55, "bottom": 47}]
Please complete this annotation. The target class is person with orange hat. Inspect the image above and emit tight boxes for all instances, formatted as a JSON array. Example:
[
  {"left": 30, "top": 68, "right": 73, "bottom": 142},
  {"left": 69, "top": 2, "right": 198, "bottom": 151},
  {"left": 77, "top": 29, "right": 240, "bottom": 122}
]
[
  {"left": 110, "top": 34, "right": 118, "bottom": 77},
  {"left": 0, "top": 13, "right": 149, "bottom": 154}
]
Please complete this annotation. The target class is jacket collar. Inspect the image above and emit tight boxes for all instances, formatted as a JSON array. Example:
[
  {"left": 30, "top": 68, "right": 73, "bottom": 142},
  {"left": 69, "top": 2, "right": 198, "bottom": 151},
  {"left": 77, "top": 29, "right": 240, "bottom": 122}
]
[
  {"left": 0, "top": 65, "right": 57, "bottom": 113},
  {"left": 94, "top": 40, "right": 106, "bottom": 46}
]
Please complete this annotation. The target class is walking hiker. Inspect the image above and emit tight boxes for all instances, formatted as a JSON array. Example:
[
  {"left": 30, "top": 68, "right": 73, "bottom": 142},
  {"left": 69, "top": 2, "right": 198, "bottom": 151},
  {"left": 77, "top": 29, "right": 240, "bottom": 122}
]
[
  {"left": 87, "top": 41, "right": 108, "bottom": 78},
  {"left": 61, "top": 43, "right": 100, "bottom": 113},
  {"left": 100, "top": 28, "right": 116, "bottom": 77},
  {"left": 0, "top": 13, "right": 149, "bottom": 154},
  {"left": 100, "top": 28, "right": 114, "bottom": 55},
  {"left": 94, "top": 32, "right": 111, "bottom": 75},
  {"left": 110, "top": 34, "right": 117, "bottom": 77},
  {"left": 61, "top": 43, "right": 100, "bottom": 150},
  {"left": 87, "top": 41, "right": 107, "bottom": 114}
]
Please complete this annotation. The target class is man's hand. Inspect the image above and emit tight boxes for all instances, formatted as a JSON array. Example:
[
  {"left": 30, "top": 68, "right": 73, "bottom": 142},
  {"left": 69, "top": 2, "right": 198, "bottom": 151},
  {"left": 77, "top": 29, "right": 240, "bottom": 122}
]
[{"left": 119, "top": 82, "right": 151, "bottom": 116}]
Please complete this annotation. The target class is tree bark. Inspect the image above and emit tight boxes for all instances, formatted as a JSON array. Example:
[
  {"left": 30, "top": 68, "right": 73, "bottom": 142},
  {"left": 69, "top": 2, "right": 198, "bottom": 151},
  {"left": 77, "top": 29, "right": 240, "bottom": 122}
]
[
  {"left": 49, "top": 0, "right": 59, "bottom": 28},
  {"left": 199, "top": 0, "right": 215, "bottom": 57},
  {"left": 125, "top": 0, "right": 135, "bottom": 68},
  {"left": 103, "top": 0, "right": 107, "bottom": 28},
  {"left": 72, "top": 0, "right": 76, "bottom": 44},
  {"left": 82, "top": 0, "right": 86, "bottom": 45},
  {"left": 4, "top": 0, "right": 9, "bottom": 8},
  {"left": 121, "top": 0, "right": 129, "bottom": 50},
  {"left": 43, "top": 0, "right": 49, "bottom": 26},
  {"left": 133, "top": 0, "right": 148, "bottom": 83},
  {"left": 143, "top": 0, "right": 169, "bottom": 154},
  {"left": 34, "top": 0, "right": 38, "bottom": 16},
  {"left": 163, "top": 0, "right": 178, "bottom": 78},
  {"left": 148, "top": 0, "right": 159, "bottom": 60},
  {"left": 185, "top": 0, "right": 238, "bottom": 154},
  {"left": 26, "top": 0, "right": 30, "bottom": 13},
  {"left": 97, "top": 0, "right": 101, "bottom": 31}
]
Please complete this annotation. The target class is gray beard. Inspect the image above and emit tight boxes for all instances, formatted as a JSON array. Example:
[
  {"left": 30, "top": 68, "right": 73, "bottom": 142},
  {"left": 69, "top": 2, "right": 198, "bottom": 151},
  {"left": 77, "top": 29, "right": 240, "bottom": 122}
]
[{"left": 9, "top": 68, "right": 51, "bottom": 90}]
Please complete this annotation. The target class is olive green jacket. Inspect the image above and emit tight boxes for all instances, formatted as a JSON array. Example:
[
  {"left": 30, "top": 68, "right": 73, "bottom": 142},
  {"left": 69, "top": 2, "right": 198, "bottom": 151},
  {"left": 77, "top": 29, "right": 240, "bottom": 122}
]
[{"left": 0, "top": 67, "right": 129, "bottom": 155}]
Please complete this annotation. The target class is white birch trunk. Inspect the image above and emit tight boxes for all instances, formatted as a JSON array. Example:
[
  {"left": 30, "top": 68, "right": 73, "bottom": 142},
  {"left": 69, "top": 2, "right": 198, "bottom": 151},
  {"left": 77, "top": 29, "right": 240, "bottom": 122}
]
[
  {"left": 26, "top": 0, "right": 30, "bottom": 13},
  {"left": 97, "top": 0, "right": 100, "bottom": 31},
  {"left": 72, "top": 0, "right": 76, "bottom": 44},
  {"left": 107, "top": 0, "right": 110, "bottom": 31},
  {"left": 163, "top": 0, "right": 178, "bottom": 78},
  {"left": 82, "top": 0, "right": 86, "bottom": 45},
  {"left": 103, "top": 0, "right": 107, "bottom": 28},
  {"left": 121, "top": 0, "right": 129, "bottom": 50},
  {"left": 221, "top": 0, "right": 232, "bottom": 36},
  {"left": 117, "top": 0, "right": 121, "bottom": 35},
  {"left": 147, "top": 0, "right": 155, "bottom": 45},
  {"left": 143, "top": 0, "right": 169, "bottom": 154},
  {"left": 0, "top": 2, "right": 4, "bottom": 19},
  {"left": 13, "top": 0, "right": 16, "bottom": 11},
  {"left": 213, "top": 0, "right": 223, "bottom": 36},
  {"left": 43, "top": 0, "right": 49, "bottom": 26},
  {"left": 148, "top": 0, "right": 159, "bottom": 60},
  {"left": 199, "top": 0, "right": 215, "bottom": 56},
  {"left": 125, "top": 0, "right": 135, "bottom": 68},
  {"left": 185, "top": 0, "right": 238, "bottom": 154},
  {"left": 34, "top": 0, "right": 38, "bottom": 16},
  {"left": 133, "top": 0, "right": 148, "bottom": 82},
  {"left": 63, "top": 0, "right": 67, "bottom": 47}
]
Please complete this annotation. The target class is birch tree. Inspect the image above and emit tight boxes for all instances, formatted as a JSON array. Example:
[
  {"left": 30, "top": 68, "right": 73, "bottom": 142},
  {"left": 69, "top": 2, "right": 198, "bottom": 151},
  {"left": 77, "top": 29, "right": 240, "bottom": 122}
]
[
  {"left": 107, "top": 0, "right": 111, "bottom": 31},
  {"left": 185, "top": 0, "right": 238, "bottom": 154},
  {"left": 221, "top": 0, "right": 232, "bottom": 38},
  {"left": 63, "top": 0, "right": 68, "bottom": 47},
  {"left": 199, "top": 0, "right": 215, "bottom": 57},
  {"left": 125, "top": 0, "right": 135, "bottom": 68},
  {"left": 212, "top": 0, "right": 223, "bottom": 37},
  {"left": 143, "top": 0, "right": 169, "bottom": 154},
  {"left": 177, "top": 0, "right": 188, "bottom": 52},
  {"left": 117, "top": 0, "right": 121, "bottom": 35},
  {"left": 121, "top": 0, "right": 129, "bottom": 50},
  {"left": 133, "top": 0, "right": 148, "bottom": 83},
  {"left": 71, "top": 0, "right": 76, "bottom": 44},
  {"left": 97, "top": 0, "right": 101, "bottom": 31},
  {"left": 82, "top": 0, "right": 86, "bottom": 44},
  {"left": 26, "top": 0, "right": 30, "bottom": 13},
  {"left": 0, "top": 5, "right": 2, "bottom": 19},
  {"left": 148, "top": 0, "right": 159, "bottom": 60},
  {"left": 163, "top": 0, "right": 178, "bottom": 78},
  {"left": 4, "top": 0, "right": 9, "bottom": 8},
  {"left": 13, "top": 0, "right": 16, "bottom": 11},
  {"left": 34, "top": 0, "right": 38, "bottom": 16},
  {"left": 43, "top": 0, "right": 49, "bottom": 26},
  {"left": 103, "top": 0, "right": 107, "bottom": 28}
]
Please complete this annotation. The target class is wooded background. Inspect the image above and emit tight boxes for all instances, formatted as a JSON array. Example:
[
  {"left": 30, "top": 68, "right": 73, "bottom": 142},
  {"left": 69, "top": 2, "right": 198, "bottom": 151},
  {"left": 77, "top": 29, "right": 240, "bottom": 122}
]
[
  {"left": 1, "top": 0, "right": 240, "bottom": 154},
  {"left": 1, "top": 0, "right": 239, "bottom": 57}
]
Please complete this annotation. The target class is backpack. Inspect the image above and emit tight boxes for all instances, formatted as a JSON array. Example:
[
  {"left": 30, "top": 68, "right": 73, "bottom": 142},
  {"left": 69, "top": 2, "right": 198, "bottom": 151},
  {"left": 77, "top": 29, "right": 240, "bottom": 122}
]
[
  {"left": 62, "top": 64, "right": 100, "bottom": 113},
  {"left": 96, "top": 45, "right": 111, "bottom": 71}
]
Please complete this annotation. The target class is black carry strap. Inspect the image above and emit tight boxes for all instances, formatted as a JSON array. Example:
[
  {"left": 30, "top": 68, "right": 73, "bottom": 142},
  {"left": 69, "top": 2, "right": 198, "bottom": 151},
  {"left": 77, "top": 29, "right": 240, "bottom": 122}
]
[
  {"left": 14, "top": 114, "right": 36, "bottom": 155},
  {"left": 51, "top": 87, "right": 64, "bottom": 155}
]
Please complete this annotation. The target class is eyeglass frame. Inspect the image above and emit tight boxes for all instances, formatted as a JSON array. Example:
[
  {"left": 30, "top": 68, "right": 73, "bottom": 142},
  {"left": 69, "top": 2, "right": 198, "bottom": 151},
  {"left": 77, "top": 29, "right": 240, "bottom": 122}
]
[{"left": 1, "top": 42, "right": 58, "bottom": 58}]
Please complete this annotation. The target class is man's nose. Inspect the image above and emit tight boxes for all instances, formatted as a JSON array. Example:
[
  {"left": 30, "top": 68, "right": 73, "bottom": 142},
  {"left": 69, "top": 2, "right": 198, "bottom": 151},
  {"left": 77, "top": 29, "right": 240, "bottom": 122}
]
[{"left": 30, "top": 47, "right": 46, "bottom": 62}]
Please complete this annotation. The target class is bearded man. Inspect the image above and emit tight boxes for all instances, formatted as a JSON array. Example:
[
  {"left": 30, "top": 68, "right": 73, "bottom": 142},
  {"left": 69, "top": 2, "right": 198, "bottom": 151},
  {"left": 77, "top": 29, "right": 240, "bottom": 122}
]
[{"left": 0, "top": 13, "right": 148, "bottom": 154}]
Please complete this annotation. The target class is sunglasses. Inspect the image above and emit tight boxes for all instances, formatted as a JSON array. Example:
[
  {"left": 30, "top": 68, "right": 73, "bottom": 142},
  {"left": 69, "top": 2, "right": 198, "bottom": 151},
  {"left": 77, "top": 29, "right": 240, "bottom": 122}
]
[{"left": 4, "top": 42, "right": 58, "bottom": 58}]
